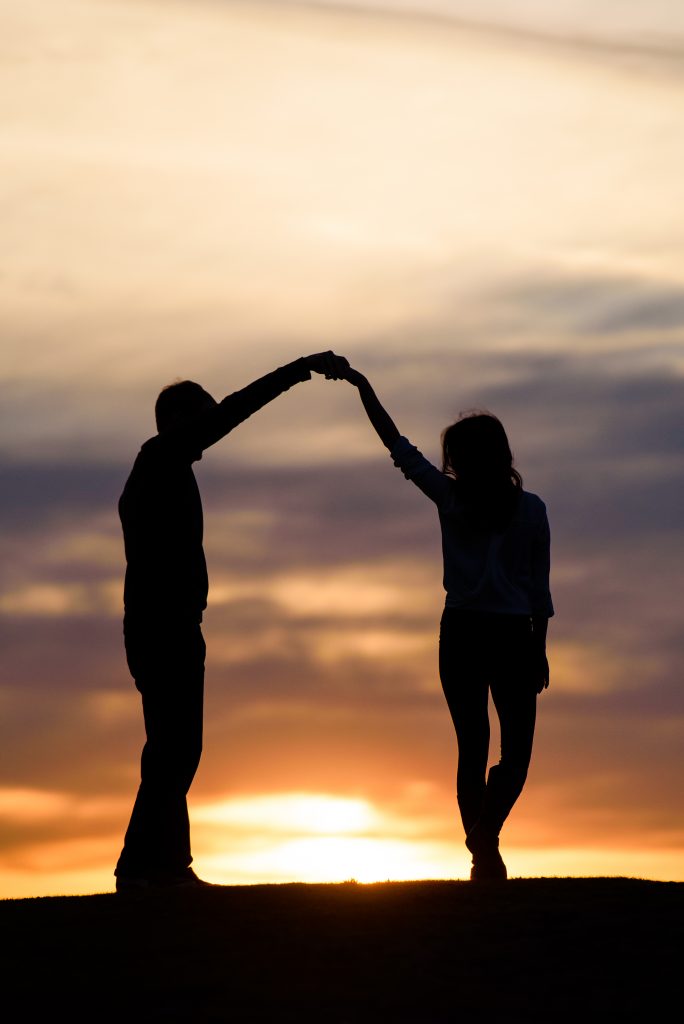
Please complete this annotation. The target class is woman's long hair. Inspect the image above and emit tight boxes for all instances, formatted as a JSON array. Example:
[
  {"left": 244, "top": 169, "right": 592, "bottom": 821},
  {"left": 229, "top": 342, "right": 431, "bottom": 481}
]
[{"left": 441, "top": 411, "right": 523, "bottom": 531}]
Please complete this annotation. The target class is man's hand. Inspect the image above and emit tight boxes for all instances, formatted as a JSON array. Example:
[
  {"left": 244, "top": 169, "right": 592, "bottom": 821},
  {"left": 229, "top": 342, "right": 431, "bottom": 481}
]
[{"left": 304, "top": 351, "right": 350, "bottom": 379}]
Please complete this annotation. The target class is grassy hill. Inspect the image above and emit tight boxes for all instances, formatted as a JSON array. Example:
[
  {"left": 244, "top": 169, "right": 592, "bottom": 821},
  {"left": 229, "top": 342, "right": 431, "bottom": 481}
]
[{"left": 2, "top": 878, "right": 680, "bottom": 1021}]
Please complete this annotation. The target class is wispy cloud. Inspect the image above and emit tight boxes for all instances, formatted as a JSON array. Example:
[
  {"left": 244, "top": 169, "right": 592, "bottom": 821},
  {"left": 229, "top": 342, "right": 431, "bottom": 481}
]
[
  {"left": 304, "top": 0, "right": 684, "bottom": 49},
  {"left": 500, "top": 274, "right": 684, "bottom": 335}
]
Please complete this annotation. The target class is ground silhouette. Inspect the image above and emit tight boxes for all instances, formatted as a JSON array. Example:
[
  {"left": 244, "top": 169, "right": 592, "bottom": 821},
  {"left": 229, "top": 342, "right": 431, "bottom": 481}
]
[{"left": 2, "top": 878, "right": 680, "bottom": 1021}]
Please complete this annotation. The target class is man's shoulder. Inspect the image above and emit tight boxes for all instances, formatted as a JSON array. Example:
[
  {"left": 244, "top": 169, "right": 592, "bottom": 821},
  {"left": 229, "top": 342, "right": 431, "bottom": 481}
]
[
  {"left": 121, "top": 436, "right": 176, "bottom": 497},
  {"left": 123, "top": 436, "right": 161, "bottom": 477},
  {"left": 135, "top": 434, "right": 189, "bottom": 465},
  {"left": 140, "top": 435, "right": 163, "bottom": 456}
]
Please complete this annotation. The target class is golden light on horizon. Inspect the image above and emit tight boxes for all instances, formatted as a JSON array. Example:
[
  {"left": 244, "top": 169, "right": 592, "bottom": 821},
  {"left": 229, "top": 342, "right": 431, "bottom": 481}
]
[
  {"left": 194, "top": 791, "right": 468, "bottom": 884},
  {"left": 194, "top": 793, "right": 376, "bottom": 836},
  {"left": 193, "top": 793, "right": 433, "bottom": 882},
  {"left": 2, "top": 787, "right": 680, "bottom": 899}
]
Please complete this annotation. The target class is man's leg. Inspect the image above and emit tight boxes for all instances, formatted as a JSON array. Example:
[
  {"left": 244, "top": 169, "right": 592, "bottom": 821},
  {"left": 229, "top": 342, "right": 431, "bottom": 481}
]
[{"left": 115, "top": 621, "right": 205, "bottom": 883}]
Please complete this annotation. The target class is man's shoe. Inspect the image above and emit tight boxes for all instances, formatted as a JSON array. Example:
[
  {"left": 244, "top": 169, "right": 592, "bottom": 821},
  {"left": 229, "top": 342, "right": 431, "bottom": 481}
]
[
  {"left": 115, "top": 867, "right": 214, "bottom": 893},
  {"left": 151, "top": 867, "right": 214, "bottom": 889},
  {"left": 115, "top": 875, "right": 150, "bottom": 893}
]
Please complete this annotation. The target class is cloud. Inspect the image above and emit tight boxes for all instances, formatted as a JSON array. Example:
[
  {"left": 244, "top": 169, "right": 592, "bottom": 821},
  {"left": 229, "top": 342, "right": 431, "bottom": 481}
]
[
  {"left": 0, "top": 788, "right": 128, "bottom": 856},
  {"left": 2, "top": 338, "right": 683, "bottom": 662},
  {"left": 0, "top": 455, "right": 124, "bottom": 534},
  {"left": 501, "top": 275, "right": 684, "bottom": 335},
  {"left": 305, "top": 0, "right": 684, "bottom": 51}
]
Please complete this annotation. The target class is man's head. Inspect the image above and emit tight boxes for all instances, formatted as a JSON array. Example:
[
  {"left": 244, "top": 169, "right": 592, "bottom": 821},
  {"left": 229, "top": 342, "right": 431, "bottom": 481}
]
[{"left": 155, "top": 380, "right": 217, "bottom": 433}]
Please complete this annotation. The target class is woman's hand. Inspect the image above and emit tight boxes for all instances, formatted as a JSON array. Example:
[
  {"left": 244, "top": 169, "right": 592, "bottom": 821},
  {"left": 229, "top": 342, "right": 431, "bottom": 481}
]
[
  {"left": 535, "top": 651, "right": 550, "bottom": 693},
  {"left": 531, "top": 617, "right": 549, "bottom": 693},
  {"left": 340, "top": 366, "right": 368, "bottom": 388}
]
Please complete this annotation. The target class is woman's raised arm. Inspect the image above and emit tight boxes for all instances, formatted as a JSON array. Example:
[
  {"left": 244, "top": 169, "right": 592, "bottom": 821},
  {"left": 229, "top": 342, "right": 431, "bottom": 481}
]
[{"left": 342, "top": 368, "right": 400, "bottom": 450}]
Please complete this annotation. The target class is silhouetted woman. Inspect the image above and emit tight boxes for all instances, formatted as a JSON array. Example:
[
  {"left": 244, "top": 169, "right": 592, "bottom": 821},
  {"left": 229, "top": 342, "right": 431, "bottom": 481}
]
[{"left": 342, "top": 367, "right": 553, "bottom": 880}]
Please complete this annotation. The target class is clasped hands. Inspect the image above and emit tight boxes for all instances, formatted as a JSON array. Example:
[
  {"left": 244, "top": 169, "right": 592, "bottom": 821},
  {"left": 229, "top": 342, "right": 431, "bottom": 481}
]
[{"left": 304, "top": 351, "right": 365, "bottom": 386}]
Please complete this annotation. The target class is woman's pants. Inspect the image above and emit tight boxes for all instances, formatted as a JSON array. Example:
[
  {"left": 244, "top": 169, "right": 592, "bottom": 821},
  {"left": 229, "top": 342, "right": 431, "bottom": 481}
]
[{"left": 439, "top": 608, "right": 538, "bottom": 838}]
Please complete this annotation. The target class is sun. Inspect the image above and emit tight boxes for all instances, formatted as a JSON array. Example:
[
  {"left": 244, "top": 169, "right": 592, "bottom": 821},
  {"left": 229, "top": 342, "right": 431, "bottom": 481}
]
[{"left": 192, "top": 791, "right": 466, "bottom": 885}]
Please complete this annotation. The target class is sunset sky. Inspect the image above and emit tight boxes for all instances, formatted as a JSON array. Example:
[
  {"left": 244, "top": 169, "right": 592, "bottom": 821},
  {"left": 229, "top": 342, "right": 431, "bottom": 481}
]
[{"left": 1, "top": 0, "right": 683, "bottom": 897}]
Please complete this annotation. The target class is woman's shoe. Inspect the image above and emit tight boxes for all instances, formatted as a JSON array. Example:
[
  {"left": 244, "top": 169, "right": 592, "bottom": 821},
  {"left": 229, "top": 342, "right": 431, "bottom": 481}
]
[
  {"left": 466, "top": 823, "right": 508, "bottom": 881},
  {"left": 469, "top": 848, "right": 508, "bottom": 881}
]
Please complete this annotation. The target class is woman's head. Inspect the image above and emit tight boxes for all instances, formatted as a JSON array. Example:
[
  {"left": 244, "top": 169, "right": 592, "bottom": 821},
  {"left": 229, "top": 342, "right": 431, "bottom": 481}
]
[
  {"left": 441, "top": 411, "right": 522, "bottom": 527},
  {"left": 441, "top": 412, "right": 519, "bottom": 483}
]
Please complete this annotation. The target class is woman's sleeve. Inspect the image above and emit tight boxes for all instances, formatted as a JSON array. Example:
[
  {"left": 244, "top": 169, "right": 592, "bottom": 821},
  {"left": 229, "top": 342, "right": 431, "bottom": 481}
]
[
  {"left": 530, "top": 509, "right": 554, "bottom": 617},
  {"left": 390, "top": 436, "right": 456, "bottom": 510}
]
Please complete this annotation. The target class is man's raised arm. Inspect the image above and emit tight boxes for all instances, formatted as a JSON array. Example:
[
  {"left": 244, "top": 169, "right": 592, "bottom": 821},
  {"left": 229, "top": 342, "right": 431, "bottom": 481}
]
[{"left": 176, "top": 352, "right": 348, "bottom": 453}]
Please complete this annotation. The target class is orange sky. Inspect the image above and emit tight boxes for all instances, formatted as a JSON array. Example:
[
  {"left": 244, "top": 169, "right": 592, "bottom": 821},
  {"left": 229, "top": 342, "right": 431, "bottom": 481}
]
[{"left": 1, "top": 0, "right": 683, "bottom": 897}]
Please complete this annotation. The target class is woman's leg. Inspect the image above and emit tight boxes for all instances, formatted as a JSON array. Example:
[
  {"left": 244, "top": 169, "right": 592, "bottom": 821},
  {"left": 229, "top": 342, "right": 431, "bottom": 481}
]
[
  {"left": 481, "top": 619, "right": 538, "bottom": 838},
  {"left": 439, "top": 610, "right": 491, "bottom": 836}
]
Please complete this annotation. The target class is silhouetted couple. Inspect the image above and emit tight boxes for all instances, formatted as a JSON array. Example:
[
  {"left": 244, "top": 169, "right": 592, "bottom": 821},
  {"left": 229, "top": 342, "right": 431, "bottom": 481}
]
[{"left": 115, "top": 354, "right": 552, "bottom": 891}]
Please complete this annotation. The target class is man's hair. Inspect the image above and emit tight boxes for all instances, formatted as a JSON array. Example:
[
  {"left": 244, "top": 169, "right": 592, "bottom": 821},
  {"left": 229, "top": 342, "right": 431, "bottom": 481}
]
[{"left": 155, "top": 380, "right": 209, "bottom": 433}]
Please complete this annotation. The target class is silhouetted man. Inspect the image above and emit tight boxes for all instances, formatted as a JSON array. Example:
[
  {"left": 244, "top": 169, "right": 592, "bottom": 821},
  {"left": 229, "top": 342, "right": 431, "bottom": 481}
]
[{"left": 115, "top": 352, "right": 347, "bottom": 891}]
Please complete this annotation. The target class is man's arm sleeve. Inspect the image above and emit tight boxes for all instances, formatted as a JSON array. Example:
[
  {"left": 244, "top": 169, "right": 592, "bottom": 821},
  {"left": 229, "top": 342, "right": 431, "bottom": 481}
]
[{"left": 183, "top": 358, "right": 312, "bottom": 453}]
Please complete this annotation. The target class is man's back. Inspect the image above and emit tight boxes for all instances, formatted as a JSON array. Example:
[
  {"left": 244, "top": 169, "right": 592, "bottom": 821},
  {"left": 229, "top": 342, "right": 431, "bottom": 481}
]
[{"left": 120, "top": 436, "right": 208, "bottom": 623}]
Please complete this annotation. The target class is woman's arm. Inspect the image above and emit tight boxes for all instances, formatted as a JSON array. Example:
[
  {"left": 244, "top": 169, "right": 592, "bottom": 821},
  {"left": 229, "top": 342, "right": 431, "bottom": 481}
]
[
  {"left": 530, "top": 508, "right": 553, "bottom": 692},
  {"left": 344, "top": 369, "right": 400, "bottom": 450},
  {"left": 531, "top": 616, "right": 550, "bottom": 692},
  {"left": 343, "top": 367, "right": 456, "bottom": 510}
]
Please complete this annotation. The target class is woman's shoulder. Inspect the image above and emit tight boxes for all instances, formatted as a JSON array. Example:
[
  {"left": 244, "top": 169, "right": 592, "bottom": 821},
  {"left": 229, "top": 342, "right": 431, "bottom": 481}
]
[{"left": 517, "top": 490, "right": 549, "bottom": 521}]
